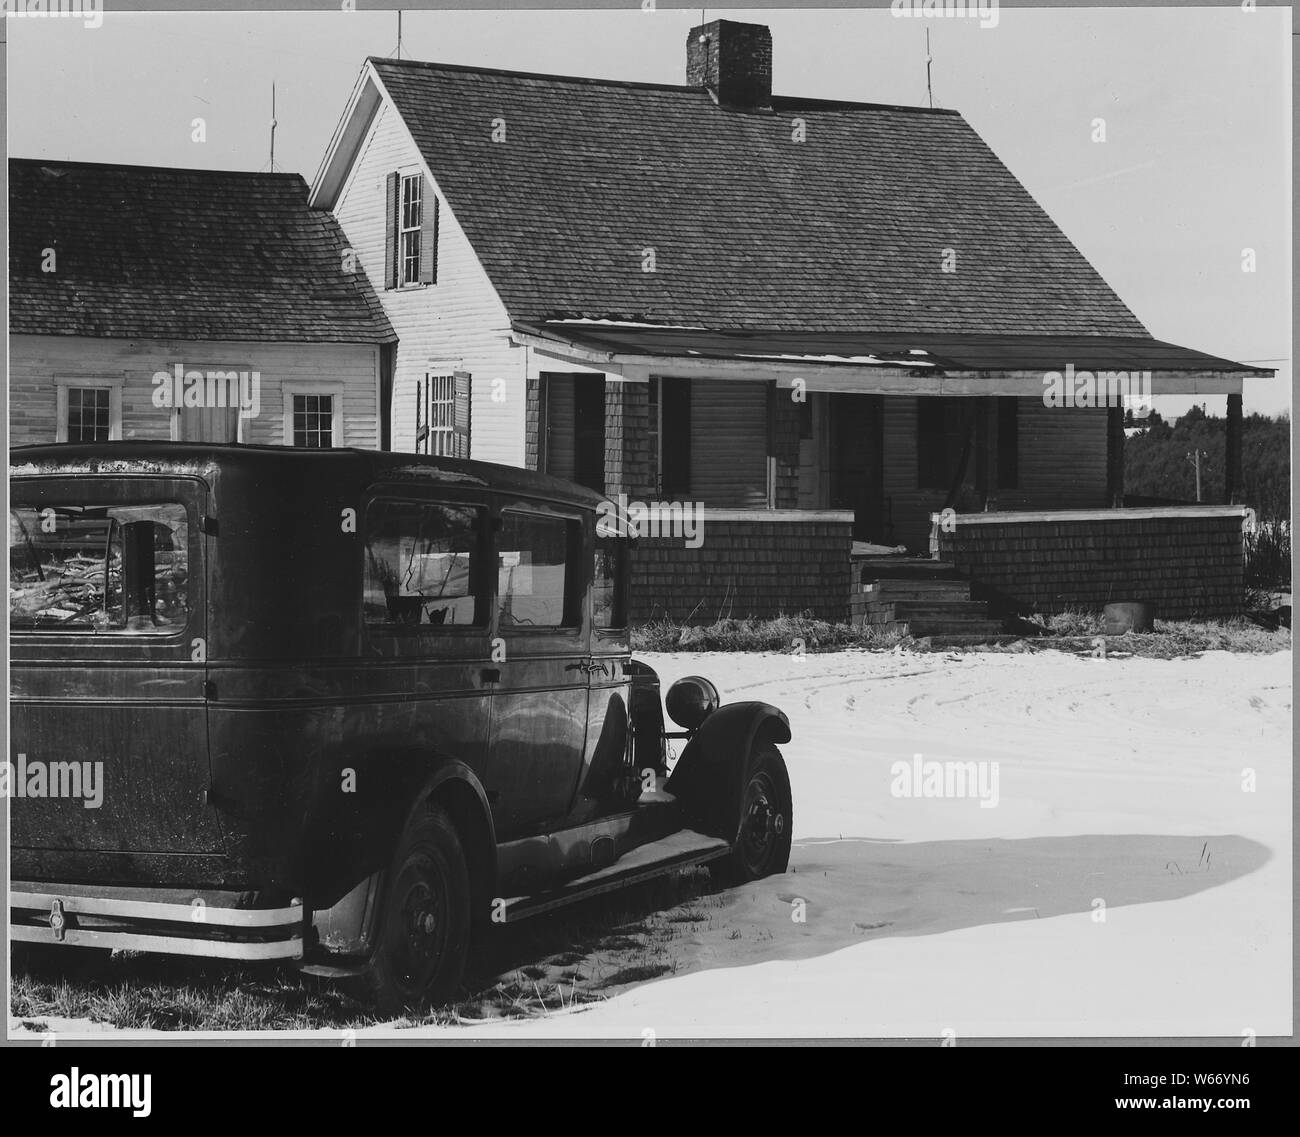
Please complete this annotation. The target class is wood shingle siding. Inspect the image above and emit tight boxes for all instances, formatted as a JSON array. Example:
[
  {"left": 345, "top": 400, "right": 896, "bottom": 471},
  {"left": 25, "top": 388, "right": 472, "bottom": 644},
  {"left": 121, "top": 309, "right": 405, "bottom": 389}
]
[
  {"left": 627, "top": 515, "right": 854, "bottom": 623},
  {"left": 934, "top": 508, "right": 1248, "bottom": 619}
]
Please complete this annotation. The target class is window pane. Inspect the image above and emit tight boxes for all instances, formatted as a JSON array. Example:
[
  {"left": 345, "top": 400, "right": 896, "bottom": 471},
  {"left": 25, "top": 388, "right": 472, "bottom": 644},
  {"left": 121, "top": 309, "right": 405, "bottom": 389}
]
[
  {"left": 593, "top": 540, "right": 625, "bottom": 629},
  {"left": 497, "top": 512, "right": 573, "bottom": 628},
  {"left": 67, "top": 386, "right": 111, "bottom": 443},
  {"left": 364, "top": 501, "right": 482, "bottom": 628},
  {"left": 9, "top": 502, "right": 189, "bottom": 633},
  {"left": 292, "top": 394, "right": 333, "bottom": 448}
]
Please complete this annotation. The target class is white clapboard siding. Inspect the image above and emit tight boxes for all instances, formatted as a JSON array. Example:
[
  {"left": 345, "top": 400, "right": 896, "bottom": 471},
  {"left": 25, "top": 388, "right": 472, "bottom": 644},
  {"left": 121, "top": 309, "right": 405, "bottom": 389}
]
[
  {"left": 9, "top": 334, "right": 380, "bottom": 449},
  {"left": 689, "top": 379, "right": 768, "bottom": 509},
  {"left": 331, "top": 101, "right": 525, "bottom": 465}
]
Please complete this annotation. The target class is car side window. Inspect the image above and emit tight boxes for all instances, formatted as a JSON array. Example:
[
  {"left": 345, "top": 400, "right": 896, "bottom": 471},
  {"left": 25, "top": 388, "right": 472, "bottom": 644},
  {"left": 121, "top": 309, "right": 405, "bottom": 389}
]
[
  {"left": 364, "top": 500, "right": 484, "bottom": 628},
  {"left": 593, "top": 538, "right": 626, "bottom": 630},
  {"left": 497, "top": 511, "right": 577, "bottom": 629}
]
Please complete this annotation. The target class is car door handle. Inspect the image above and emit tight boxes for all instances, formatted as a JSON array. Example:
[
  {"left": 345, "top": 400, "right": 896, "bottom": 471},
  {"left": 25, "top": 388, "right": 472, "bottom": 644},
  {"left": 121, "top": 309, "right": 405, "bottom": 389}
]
[{"left": 481, "top": 668, "right": 501, "bottom": 684}]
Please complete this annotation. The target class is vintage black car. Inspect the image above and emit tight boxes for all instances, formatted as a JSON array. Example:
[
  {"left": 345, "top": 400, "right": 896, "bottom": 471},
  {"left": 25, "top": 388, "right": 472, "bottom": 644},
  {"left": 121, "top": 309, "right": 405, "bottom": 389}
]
[{"left": 8, "top": 443, "right": 793, "bottom": 1008}]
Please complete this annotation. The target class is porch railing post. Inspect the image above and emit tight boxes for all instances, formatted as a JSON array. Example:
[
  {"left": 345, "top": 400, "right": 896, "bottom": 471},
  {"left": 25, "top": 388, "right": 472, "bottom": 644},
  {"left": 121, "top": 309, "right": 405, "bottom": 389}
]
[{"left": 1225, "top": 392, "right": 1243, "bottom": 504}]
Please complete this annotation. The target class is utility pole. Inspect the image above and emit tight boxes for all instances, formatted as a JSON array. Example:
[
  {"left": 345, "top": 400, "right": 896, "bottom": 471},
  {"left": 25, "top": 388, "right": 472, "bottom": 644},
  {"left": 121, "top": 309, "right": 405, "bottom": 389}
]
[{"left": 1185, "top": 449, "right": 1208, "bottom": 502}]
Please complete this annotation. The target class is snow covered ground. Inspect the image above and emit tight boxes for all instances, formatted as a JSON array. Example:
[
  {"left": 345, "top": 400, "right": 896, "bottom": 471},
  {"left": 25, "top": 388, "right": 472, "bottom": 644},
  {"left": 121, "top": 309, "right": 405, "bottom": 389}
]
[
  {"left": 445, "top": 647, "right": 1292, "bottom": 1039},
  {"left": 11, "top": 647, "right": 1291, "bottom": 1040}
]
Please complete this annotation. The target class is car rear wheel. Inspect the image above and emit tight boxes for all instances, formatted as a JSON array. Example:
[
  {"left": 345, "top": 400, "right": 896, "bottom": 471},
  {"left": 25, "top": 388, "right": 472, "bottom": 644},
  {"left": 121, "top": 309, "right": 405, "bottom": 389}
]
[
  {"left": 362, "top": 804, "right": 471, "bottom": 1013},
  {"left": 717, "top": 743, "right": 792, "bottom": 884}
]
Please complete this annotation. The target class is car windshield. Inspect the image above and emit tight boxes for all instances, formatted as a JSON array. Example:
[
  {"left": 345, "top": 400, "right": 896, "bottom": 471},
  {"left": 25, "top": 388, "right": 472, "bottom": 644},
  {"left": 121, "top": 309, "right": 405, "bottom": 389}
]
[{"left": 9, "top": 502, "right": 190, "bottom": 632}]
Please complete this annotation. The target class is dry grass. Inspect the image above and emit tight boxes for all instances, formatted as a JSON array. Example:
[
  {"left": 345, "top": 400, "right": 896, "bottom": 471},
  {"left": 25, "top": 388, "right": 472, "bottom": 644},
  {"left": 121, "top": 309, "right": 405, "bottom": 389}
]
[
  {"left": 10, "top": 867, "right": 729, "bottom": 1033},
  {"left": 632, "top": 614, "right": 904, "bottom": 654}
]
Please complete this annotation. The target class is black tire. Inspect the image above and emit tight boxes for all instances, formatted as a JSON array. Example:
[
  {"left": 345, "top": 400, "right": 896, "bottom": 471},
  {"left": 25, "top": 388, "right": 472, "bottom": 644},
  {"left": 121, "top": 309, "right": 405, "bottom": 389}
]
[
  {"left": 11, "top": 941, "right": 110, "bottom": 973},
  {"left": 362, "top": 804, "right": 471, "bottom": 1013},
  {"left": 716, "top": 743, "right": 793, "bottom": 885}
]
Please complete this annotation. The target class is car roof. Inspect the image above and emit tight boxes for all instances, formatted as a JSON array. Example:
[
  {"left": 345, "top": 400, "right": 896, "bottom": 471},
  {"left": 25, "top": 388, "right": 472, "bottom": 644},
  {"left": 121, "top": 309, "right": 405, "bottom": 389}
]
[{"left": 9, "top": 442, "right": 607, "bottom": 510}]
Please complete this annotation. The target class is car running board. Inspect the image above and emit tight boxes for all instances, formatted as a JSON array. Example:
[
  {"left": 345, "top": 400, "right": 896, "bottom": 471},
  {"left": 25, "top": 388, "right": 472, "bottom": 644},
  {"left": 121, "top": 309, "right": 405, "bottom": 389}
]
[{"left": 501, "top": 829, "right": 732, "bottom": 922}]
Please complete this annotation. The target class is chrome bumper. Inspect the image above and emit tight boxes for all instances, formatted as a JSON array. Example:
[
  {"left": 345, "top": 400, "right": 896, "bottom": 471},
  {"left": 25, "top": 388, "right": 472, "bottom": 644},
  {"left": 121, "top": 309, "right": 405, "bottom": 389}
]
[{"left": 10, "top": 883, "right": 304, "bottom": 961}]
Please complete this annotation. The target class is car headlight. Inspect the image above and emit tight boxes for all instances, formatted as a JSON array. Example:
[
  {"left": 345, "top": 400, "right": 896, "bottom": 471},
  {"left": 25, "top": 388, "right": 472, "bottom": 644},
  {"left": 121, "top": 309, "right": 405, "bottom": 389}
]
[{"left": 665, "top": 676, "right": 720, "bottom": 731}]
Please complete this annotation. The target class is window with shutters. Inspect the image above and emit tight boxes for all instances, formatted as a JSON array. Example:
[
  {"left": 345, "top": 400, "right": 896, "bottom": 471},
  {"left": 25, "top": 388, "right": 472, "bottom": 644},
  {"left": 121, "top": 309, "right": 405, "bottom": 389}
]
[
  {"left": 399, "top": 174, "right": 422, "bottom": 286},
  {"left": 386, "top": 171, "right": 438, "bottom": 290},
  {"left": 416, "top": 373, "right": 455, "bottom": 456}
]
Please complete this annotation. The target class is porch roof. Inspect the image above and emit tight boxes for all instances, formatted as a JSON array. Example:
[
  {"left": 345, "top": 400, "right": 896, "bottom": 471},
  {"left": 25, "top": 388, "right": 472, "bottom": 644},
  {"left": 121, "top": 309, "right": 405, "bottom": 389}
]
[{"left": 515, "top": 323, "right": 1270, "bottom": 377}]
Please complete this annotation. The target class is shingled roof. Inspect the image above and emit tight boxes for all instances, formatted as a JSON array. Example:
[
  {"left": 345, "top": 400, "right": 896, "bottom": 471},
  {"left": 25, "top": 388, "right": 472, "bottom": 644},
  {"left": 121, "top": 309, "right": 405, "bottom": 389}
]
[
  {"left": 9, "top": 159, "right": 395, "bottom": 343},
  {"left": 367, "top": 56, "right": 1149, "bottom": 338}
]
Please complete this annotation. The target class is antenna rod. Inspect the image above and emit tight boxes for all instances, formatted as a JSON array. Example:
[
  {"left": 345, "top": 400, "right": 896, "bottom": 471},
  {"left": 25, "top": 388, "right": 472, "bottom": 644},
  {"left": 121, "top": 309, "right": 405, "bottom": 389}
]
[
  {"left": 269, "top": 81, "right": 277, "bottom": 172},
  {"left": 926, "top": 29, "right": 934, "bottom": 110},
  {"left": 397, "top": 10, "right": 403, "bottom": 59}
]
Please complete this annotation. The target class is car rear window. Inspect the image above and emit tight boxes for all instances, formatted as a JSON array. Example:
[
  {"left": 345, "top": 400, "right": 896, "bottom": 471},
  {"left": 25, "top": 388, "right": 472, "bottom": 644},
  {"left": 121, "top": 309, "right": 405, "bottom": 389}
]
[{"left": 9, "top": 502, "right": 190, "bottom": 633}]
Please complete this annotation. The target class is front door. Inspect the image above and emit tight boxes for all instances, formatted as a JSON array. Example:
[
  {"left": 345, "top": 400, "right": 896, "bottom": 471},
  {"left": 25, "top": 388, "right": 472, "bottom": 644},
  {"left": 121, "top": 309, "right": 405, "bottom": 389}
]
[{"left": 829, "top": 393, "right": 886, "bottom": 543}]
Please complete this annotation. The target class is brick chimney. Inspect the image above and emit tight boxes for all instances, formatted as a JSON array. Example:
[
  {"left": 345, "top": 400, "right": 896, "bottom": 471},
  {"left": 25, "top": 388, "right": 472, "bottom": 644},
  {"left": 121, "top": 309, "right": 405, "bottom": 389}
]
[{"left": 686, "top": 20, "right": 772, "bottom": 109}]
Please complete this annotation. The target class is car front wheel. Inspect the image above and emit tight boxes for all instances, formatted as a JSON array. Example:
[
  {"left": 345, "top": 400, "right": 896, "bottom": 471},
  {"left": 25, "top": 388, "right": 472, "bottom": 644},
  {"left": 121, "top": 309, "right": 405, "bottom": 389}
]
[{"left": 719, "top": 743, "right": 793, "bottom": 883}]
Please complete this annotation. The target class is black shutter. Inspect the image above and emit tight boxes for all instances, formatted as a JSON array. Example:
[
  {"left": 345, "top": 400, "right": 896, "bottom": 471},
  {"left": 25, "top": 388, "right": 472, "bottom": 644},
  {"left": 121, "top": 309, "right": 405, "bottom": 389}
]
[
  {"left": 572, "top": 375, "right": 606, "bottom": 493},
  {"left": 452, "top": 370, "right": 472, "bottom": 459},
  {"left": 418, "top": 183, "right": 438, "bottom": 285},
  {"left": 384, "top": 171, "right": 399, "bottom": 290},
  {"left": 660, "top": 378, "right": 691, "bottom": 499},
  {"left": 415, "top": 376, "right": 427, "bottom": 454}
]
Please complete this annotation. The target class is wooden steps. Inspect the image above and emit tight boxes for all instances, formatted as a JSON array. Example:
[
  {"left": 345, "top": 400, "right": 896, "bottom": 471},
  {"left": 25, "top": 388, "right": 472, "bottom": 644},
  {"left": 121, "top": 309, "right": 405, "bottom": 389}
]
[{"left": 850, "top": 561, "right": 1005, "bottom": 643}]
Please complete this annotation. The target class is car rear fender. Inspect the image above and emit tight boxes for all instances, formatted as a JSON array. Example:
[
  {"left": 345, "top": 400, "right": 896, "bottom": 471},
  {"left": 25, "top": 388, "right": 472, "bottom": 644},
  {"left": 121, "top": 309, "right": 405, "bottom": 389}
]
[{"left": 311, "top": 760, "right": 498, "bottom": 957}]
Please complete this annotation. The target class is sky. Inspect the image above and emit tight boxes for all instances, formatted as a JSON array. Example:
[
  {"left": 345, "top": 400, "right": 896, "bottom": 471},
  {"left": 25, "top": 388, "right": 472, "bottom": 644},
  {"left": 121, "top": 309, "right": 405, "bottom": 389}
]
[{"left": 5, "top": 4, "right": 1292, "bottom": 416}]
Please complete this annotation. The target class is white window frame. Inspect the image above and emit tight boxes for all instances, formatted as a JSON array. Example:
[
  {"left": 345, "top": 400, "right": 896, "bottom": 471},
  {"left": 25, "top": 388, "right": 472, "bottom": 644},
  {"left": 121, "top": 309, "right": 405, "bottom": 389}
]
[
  {"left": 283, "top": 381, "right": 345, "bottom": 448},
  {"left": 55, "top": 375, "right": 123, "bottom": 443},
  {"left": 398, "top": 172, "right": 423, "bottom": 287}
]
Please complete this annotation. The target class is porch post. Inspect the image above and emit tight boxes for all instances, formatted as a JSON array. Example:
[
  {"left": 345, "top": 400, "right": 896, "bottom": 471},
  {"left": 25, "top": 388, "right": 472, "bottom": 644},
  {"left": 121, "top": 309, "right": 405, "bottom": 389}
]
[
  {"left": 1224, "top": 392, "right": 1243, "bottom": 504},
  {"left": 1106, "top": 404, "right": 1125, "bottom": 506},
  {"left": 981, "top": 395, "right": 998, "bottom": 511}
]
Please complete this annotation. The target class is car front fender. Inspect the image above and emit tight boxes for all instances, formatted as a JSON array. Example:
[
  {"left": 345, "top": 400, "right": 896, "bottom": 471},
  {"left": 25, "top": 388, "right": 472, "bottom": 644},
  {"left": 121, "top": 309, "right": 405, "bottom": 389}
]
[{"left": 665, "top": 701, "right": 791, "bottom": 838}]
